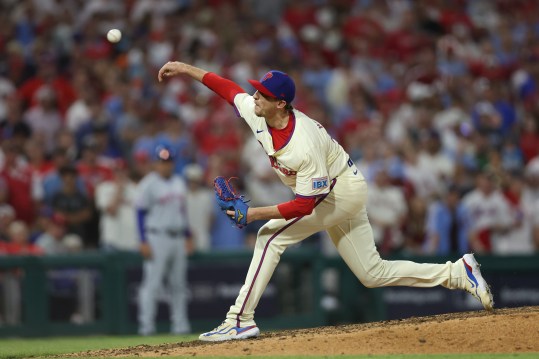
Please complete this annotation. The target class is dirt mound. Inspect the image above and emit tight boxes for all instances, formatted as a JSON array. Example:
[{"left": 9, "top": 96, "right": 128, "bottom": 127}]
[{"left": 78, "top": 306, "right": 539, "bottom": 357}]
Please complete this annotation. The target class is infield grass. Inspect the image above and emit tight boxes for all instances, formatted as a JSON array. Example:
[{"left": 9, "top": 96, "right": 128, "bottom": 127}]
[
  {"left": 0, "top": 334, "right": 196, "bottom": 358},
  {"left": 0, "top": 336, "right": 536, "bottom": 359}
]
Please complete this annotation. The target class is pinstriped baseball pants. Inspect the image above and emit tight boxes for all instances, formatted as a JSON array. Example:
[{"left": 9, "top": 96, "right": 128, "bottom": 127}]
[{"left": 225, "top": 169, "right": 467, "bottom": 327}]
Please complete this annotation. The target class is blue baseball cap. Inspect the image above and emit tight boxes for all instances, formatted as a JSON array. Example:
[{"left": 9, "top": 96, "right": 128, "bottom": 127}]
[
  {"left": 248, "top": 70, "right": 295, "bottom": 104},
  {"left": 154, "top": 144, "right": 175, "bottom": 162}
]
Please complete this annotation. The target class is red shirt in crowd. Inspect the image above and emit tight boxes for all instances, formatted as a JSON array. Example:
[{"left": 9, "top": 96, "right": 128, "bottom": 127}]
[
  {"left": 17, "top": 76, "right": 77, "bottom": 115},
  {"left": 0, "top": 164, "right": 36, "bottom": 224},
  {"left": 0, "top": 242, "right": 43, "bottom": 256},
  {"left": 76, "top": 162, "right": 114, "bottom": 198}
]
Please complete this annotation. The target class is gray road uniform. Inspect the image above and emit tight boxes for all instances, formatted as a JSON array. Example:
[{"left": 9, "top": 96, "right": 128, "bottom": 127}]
[{"left": 135, "top": 172, "right": 190, "bottom": 335}]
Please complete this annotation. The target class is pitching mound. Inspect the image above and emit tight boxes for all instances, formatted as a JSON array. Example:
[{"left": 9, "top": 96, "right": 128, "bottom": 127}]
[{"left": 84, "top": 306, "right": 539, "bottom": 357}]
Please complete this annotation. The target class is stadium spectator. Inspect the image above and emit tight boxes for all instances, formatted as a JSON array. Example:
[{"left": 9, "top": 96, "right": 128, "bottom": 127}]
[
  {"left": 34, "top": 213, "right": 83, "bottom": 255},
  {"left": 24, "top": 139, "right": 54, "bottom": 180},
  {"left": 402, "top": 145, "right": 442, "bottom": 199},
  {"left": 16, "top": 59, "right": 77, "bottom": 116},
  {"left": 42, "top": 148, "right": 86, "bottom": 206},
  {"left": 184, "top": 163, "right": 214, "bottom": 253},
  {"left": 355, "top": 145, "right": 383, "bottom": 183},
  {"left": 367, "top": 169, "right": 407, "bottom": 254},
  {"left": 424, "top": 185, "right": 469, "bottom": 256},
  {"left": 22, "top": 86, "right": 62, "bottom": 155},
  {"left": 95, "top": 162, "right": 139, "bottom": 252},
  {"left": 154, "top": 114, "right": 194, "bottom": 175},
  {"left": 114, "top": 96, "right": 143, "bottom": 158},
  {"left": 401, "top": 196, "right": 428, "bottom": 255},
  {"left": 0, "top": 96, "right": 31, "bottom": 146},
  {"left": 76, "top": 137, "right": 115, "bottom": 198},
  {"left": 192, "top": 108, "right": 242, "bottom": 174},
  {"left": 0, "top": 177, "right": 15, "bottom": 241},
  {"left": 51, "top": 165, "right": 94, "bottom": 248},
  {"left": 66, "top": 87, "right": 99, "bottom": 134},
  {"left": 496, "top": 173, "right": 537, "bottom": 254},
  {"left": 0, "top": 140, "right": 42, "bottom": 225},
  {"left": 461, "top": 172, "right": 514, "bottom": 254},
  {"left": 417, "top": 129, "right": 455, "bottom": 182},
  {"left": 520, "top": 114, "right": 539, "bottom": 163},
  {"left": 0, "top": 221, "right": 42, "bottom": 256}
]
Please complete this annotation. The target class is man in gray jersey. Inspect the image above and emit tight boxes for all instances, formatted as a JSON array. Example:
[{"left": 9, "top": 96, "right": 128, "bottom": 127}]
[{"left": 135, "top": 144, "right": 192, "bottom": 335}]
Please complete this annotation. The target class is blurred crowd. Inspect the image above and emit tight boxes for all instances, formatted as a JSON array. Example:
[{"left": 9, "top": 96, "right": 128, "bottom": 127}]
[{"left": 0, "top": 0, "right": 539, "bottom": 257}]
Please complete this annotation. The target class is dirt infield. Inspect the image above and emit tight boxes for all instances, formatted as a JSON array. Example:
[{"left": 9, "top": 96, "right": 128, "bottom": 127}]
[{"left": 81, "top": 306, "right": 539, "bottom": 357}]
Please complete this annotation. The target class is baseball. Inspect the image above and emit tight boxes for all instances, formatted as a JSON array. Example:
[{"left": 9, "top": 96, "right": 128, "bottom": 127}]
[{"left": 107, "top": 29, "right": 122, "bottom": 43}]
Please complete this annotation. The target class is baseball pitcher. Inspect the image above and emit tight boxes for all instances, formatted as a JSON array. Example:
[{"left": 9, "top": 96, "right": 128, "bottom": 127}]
[{"left": 158, "top": 62, "right": 494, "bottom": 342}]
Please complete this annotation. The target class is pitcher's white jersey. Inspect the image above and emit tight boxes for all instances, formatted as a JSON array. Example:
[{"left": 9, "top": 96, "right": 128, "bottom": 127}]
[
  {"left": 234, "top": 93, "right": 363, "bottom": 197},
  {"left": 192, "top": 70, "right": 493, "bottom": 339}
]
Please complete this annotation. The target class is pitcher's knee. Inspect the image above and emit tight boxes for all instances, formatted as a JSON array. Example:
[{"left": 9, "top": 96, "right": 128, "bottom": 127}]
[
  {"left": 357, "top": 259, "right": 387, "bottom": 288},
  {"left": 359, "top": 276, "right": 379, "bottom": 288}
]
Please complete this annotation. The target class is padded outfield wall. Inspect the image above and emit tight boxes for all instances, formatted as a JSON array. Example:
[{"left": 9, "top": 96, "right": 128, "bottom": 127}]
[{"left": 0, "top": 251, "right": 538, "bottom": 337}]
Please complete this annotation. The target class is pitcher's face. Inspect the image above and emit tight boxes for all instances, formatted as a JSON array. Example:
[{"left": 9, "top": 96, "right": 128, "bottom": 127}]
[{"left": 253, "top": 90, "right": 285, "bottom": 118}]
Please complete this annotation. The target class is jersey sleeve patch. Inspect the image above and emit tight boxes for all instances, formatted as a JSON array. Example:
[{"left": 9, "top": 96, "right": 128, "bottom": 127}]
[{"left": 312, "top": 176, "right": 329, "bottom": 190}]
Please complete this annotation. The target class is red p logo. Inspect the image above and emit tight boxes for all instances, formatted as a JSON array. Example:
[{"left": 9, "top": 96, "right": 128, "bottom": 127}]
[{"left": 261, "top": 72, "right": 273, "bottom": 82}]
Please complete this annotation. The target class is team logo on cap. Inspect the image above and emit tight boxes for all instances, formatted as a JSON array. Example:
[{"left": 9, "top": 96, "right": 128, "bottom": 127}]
[
  {"left": 158, "top": 148, "right": 171, "bottom": 160},
  {"left": 261, "top": 72, "right": 273, "bottom": 81}
]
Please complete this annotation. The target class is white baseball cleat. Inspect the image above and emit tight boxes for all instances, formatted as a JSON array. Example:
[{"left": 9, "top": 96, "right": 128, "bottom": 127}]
[
  {"left": 462, "top": 253, "right": 494, "bottom": 311},
  {"left": 199, "top": 321, "right": 260, "bottom": 342}
]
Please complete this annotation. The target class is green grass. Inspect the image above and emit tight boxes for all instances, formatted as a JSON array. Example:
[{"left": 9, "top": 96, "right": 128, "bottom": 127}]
[
  {"left": 0, "top": 336, "right": 536, "bottom": 359},
  {"left": 0, "top": 334, "right": 197, "bottom": 359}
]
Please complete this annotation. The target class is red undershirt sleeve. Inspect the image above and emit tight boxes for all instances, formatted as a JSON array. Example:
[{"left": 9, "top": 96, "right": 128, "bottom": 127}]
[
  {"left": 277, "top": 196, "right": 316, "bottom": 220},
  {"left": 202, "top": 72, "right": 246, "bottom": 105}
]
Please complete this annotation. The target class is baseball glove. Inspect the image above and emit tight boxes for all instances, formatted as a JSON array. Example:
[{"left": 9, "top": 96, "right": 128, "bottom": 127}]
[{"left": 214, "top": 176, "right": 249, "bottom": 228}]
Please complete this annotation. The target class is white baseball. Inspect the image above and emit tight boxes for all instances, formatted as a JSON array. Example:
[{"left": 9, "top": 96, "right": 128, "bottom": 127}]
[{"left": 107, "top": 29, "right": 122, "bottom": 43}]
